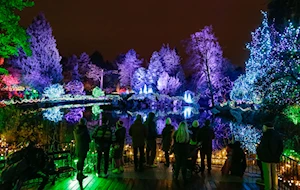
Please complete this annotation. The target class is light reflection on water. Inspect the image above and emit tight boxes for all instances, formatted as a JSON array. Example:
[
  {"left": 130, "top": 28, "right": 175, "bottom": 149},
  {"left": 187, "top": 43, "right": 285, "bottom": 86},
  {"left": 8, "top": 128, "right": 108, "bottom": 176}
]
[{"left": 22, "top": 103, "right": 261, "bottom": 152}]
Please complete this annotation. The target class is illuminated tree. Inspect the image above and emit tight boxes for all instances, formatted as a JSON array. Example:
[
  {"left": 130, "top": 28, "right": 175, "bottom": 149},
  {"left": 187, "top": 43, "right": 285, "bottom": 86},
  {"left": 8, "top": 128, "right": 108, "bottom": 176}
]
[
  {"left": 230, "top": 122, "right": 262, "bottom": 153},
  {"left": 43, "top": 84, "right": 65, "bottom": 99},
  {"left": 231, "top": 12, "right": 300, "bottom": 108},
  {"left": 0, "top": 0, "right": 34, "bottom": 58},
  {"left": 159, "top": 44, "right": 181, "bottom": 76},
  {"left": 147, "top": 51, "right": 164, "bottom": 85},
  {"left": 157, "top": 72, "right": 181, "bottom": 95},
  {"left": 65, "top": 80, "right": 85, "bottom": 95},
  {"left": 117, "top": 49, "right": 143, "bottom": 87},
  {"left": 78, "top": 52, "right": 90, "bottom": 77},
  {"left": 131, "top": 67, "right": 147, "bottom": 92},
  {"left": 86, "top": 63, "right": 103, "bottom": 87},
  {"left": 9, "top": 13, "right": 63, "bottom": 93},
  {"left": 184, "top": 26, "right": 223, "bottom": 106}
]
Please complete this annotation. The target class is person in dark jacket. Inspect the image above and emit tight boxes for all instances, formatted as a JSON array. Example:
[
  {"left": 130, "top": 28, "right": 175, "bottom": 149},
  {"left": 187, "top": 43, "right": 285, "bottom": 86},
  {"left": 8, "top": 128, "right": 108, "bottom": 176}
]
[
  {"left": 92, "top": 117, "right": 112, "bottom": 178},
  {"left": 173, "top": 121, "right": 190, "bottom": 184},
  {"left": 145, "top": 112, "right": 158, "bottom": 168},
  {"left": 129, "top": 115, "right": 147, "bottom": 171},
  {"left": 257, "top": 121, "right": 283, "bottom": 190},
  {"left": 162, "top": 118, "right": 174, "bottom": 167},
  {"left": 230, "top": 141, "right": 246, "bottom": 177},
  {"left": 73, "top": 118, "right": 91, "bottom": 182},
  {"left": 198, "top": 119, "right": 215, "bottom": 173},
  {"left": 112, "top": 120, "right": 126, "bottom": 174}
]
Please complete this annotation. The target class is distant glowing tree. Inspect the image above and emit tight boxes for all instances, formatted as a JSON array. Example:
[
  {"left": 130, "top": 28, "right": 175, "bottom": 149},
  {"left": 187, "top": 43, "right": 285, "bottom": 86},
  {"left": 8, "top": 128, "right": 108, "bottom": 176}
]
[
  {"left": 65, "top": 80, "right": 85, "bottom": 95},
  {"left": 0, "top": 0, "right": 34, "bottom": 58},
  {"left": 157, "top": 72, "right": 181, "bottom": 95},
  {"left": 147, "top": 51, "right": 164, "bottom": 85},
  {"left": 64, "top": 55, "right": 80, "bottom": 82},
  {"left": 43, "top": 84, "right": 65, "bottom": 99},
  {"left": 184, "top": 26, "right": 223, "bottom": 106},
  {"left": 86, "top": 63, "right": 103, "bottom": 88},
  {"left": 117, "top": 49, "right": 143, "bottom": 87},
  {"left": 9, "top": 13, "right": 63, "bottom": 93},
  {"left": 131, "top": 67, "right": 147, "bottom": 92},
  {"left": 78, "top": 52, "right": 90, "bottom": 77},
  {"left": 159, "top": 44, "right": 181, "bottom": 76}
]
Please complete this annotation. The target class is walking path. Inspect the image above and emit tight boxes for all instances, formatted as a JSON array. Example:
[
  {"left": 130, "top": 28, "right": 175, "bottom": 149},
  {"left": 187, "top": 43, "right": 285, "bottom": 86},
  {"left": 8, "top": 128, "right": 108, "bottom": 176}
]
[{"left": 42, "top": 164, "right": 268, "bottom": 190}]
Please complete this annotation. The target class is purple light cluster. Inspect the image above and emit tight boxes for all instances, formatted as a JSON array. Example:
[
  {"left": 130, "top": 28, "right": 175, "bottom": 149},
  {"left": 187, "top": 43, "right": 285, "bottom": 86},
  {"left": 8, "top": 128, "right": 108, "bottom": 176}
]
[{"left": 65, "top": 107, "right": 85, "bottom": 124}]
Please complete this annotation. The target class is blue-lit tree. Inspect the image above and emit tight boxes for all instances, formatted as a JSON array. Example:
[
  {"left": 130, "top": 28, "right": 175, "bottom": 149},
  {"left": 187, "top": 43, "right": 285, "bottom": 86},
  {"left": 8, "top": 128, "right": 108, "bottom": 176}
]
[
  {"left": 230, "top": 12, "right": 300, "bottom": 108},
  {"left": 131, "top": 67, "right": 147, "bottom": 92},
  {"left": 43, "top": 84, "right": 65, "bottom": 99}
]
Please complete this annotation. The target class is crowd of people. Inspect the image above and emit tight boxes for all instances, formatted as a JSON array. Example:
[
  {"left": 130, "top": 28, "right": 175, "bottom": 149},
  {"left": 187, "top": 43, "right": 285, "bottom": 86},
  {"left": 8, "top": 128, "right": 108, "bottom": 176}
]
[{"left": 73, "top": 113, "right": 284, "bottom": 190}]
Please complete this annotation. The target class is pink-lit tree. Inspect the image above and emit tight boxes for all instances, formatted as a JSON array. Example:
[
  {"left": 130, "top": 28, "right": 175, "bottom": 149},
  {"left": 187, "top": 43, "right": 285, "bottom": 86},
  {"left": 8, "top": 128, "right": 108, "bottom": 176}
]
[{"left": 117, "top": 49, "right": 143, "bottom": 88}]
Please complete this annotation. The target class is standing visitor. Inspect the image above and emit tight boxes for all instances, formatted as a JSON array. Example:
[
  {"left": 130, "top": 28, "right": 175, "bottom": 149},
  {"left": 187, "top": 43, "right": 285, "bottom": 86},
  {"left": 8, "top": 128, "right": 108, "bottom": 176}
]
[
  {"left": 257, "top": 120, "right": 283, "bottom": 190},
  {"left": 145, "top": 112, "right": 158, "bottom": 168},
  {"left": 198, "top": 119, "right": 215, "bottom": 174},
  {"left": 129, "top": 115, "right": 147, "bottom": 172},
  {"left": 230, "top": 141, "right": 246, "bottom": 177},
  {"left": 92, "top": 117, "right": 112, "bottom": 178},
  {"left": 190, "top": 120, "right": 200, "bottom": 169},
  {"left": 162, "top": 118, "right": 174, "bottom": 167},
  {"left": 112, "top": 120, "right": 126, "bottom": 174},
  {"left": 173, "top": 122, "right": 190, "bottom": 184},
  {"left": 221, "top": 143, "right": 234, "bottom": 175},
  {"left": 73, "top": 118, "right": 91, "bottom": 183}
]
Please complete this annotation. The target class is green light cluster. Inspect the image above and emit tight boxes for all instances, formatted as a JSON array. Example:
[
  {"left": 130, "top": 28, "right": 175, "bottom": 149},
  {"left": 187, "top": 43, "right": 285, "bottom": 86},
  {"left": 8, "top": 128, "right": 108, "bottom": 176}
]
[
  {"left": 284, "top": 105, "right": 300, "bottom": 125},
  {"left": 92, "top": 105, "right": 103, "bottom": 116},
  {"left": 92, "top": 87, "right": 105, "bottom": 98},
  {"left": 283, "top": 149, "right": 300, "bottom": 162}
]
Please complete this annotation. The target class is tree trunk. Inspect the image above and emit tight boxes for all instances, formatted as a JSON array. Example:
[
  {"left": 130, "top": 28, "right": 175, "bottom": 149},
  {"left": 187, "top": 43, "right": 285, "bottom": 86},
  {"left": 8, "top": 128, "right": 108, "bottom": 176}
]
[{"left": 204, "top": 57, "right": 215, "bottom": 107}]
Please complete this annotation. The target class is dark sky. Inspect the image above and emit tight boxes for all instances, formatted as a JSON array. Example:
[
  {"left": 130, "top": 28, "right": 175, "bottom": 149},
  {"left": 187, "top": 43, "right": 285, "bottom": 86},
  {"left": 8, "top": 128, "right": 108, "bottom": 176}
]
[{"left": 20, "top": 0, "right": 267, "bottom": 66}]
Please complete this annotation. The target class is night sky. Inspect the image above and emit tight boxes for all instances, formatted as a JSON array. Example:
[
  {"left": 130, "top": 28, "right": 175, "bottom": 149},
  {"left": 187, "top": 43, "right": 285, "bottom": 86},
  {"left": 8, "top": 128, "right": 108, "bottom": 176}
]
[{"left": 20, "top": 0, "right": 267, "bottom": 66}]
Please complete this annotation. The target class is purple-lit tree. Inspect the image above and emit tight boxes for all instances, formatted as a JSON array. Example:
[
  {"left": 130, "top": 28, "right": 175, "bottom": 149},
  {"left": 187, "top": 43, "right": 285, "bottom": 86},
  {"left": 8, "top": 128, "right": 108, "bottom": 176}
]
[
  {"left": 65, "top": 80, "right": 85, "bottom": 95},
  {"left": 78, "top": 52, "right": 90, "bottom": 77},
  {"left": 184, "top": 26, "right": 223, "bottom": 106},
  {"left": 212, "top": 118, "right": 232, "bottom": 150},
  {"left": 9, "top": 13, "right": 63, "bottom": 93},
  {"left": 157, "top": 72, "right": 181, "bottom": 95},
  {"left": 147, "top": 51, "right": 164, "bottom": 86},
  {"left": 159, "top": 45, "right": 181, "bottom": 76},
  {"left": 131, "top": 67, "right": 147, "bottom": 92},
  {"left": 86, "top": 63, "right": 103, "bottom": 87},
  {"left": 117, "top": 49, "right": 143, "bottom": 88}
]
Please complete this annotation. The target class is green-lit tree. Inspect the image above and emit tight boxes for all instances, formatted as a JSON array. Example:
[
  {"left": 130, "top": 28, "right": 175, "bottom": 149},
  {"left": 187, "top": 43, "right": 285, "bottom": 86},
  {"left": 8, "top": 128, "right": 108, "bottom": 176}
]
[{"left": 0, "top": 0, "right": 34, "bottom": 58}]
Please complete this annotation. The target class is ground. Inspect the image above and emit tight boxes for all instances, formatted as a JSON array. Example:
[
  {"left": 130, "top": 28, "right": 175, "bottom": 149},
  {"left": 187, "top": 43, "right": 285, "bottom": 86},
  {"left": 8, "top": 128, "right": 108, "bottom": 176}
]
[{"left": 39, "top": 165, "right": 269, "bottom": 190}]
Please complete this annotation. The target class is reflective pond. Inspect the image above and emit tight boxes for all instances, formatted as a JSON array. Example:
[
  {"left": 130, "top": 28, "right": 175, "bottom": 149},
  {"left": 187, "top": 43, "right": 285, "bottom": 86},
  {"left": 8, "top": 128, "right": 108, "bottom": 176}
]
[{"left": 0, "top": 103, "right": 262, "bottom": 154}]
